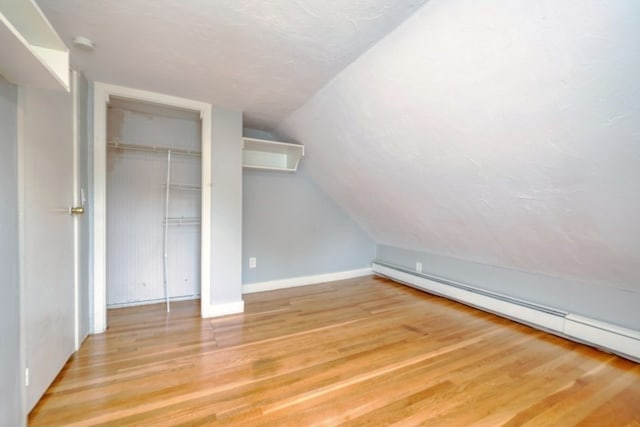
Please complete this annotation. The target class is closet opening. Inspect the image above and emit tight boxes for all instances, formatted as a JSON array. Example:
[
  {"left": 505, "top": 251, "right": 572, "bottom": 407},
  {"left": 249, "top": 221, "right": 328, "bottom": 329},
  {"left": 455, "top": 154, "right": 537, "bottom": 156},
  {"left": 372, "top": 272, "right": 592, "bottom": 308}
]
[{"left": 106, "top": 98, "right": 202, "bottom": 313}]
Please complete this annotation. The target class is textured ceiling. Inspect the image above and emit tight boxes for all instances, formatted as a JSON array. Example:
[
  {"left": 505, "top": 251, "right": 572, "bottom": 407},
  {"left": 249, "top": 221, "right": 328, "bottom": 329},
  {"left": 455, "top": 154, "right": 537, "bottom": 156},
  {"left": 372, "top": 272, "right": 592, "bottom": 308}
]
[
  {"left": 35, "top": 0, "right": 640, "bottom": 296},
  {"left": 36, "top": 0, "right": 426, "bottom": 129},
  {"left": 277, "top": 0, "right": 640, "bottom": 292}
]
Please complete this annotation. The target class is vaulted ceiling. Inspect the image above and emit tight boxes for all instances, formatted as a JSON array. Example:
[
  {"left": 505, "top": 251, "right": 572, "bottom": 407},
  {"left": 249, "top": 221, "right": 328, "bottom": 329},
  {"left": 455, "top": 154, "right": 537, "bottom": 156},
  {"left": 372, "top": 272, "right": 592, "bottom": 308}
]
[
  {"left": 277, "top": 0, "right": 640, "bottom": 292},
  {"left": 37, "top": 0, "right": 640, "bottom": 294},
  {"left": 36, "top": 0, "right": 426, "bottom": 128}
]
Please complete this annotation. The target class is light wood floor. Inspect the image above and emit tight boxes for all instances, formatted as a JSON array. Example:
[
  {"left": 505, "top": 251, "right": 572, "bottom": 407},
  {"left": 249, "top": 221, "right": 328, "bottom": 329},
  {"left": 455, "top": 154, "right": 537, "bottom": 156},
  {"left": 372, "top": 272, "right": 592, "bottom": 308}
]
[{"left": 29, "top": 276, "right": 640, "bottom": 426}]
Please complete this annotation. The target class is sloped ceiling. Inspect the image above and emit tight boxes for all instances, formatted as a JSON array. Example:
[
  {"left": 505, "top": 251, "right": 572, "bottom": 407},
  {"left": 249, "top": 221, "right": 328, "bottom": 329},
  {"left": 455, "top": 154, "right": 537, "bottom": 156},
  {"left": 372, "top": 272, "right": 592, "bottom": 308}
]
[
  {"left": 277, "top": 0, "right": 640, "bottom": 292},
  {"left": 35, "top": 0, "right": 640, "bottom": 292},
  {"left": 36, "top": 0, "right": 426, "bottom": 128}
]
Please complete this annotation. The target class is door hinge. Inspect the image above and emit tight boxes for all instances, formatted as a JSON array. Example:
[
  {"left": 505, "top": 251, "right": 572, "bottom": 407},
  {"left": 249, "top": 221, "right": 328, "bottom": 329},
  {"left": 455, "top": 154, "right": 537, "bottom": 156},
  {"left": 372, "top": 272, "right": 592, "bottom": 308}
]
[{"left": 25, "top": 367, "right": 29, "bottom": 387}]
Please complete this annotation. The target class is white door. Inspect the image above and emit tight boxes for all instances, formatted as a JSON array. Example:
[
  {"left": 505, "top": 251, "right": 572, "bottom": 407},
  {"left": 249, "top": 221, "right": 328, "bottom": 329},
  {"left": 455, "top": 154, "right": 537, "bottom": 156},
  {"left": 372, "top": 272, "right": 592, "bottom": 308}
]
[{"left": 20, "top": 83, "right": 76, "bottom": 411}]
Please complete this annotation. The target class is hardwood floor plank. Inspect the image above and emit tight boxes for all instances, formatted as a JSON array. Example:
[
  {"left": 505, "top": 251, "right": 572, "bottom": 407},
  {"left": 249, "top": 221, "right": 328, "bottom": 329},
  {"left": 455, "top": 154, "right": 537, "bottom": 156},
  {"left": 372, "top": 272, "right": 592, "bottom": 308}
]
[{"left": 29, "top": 276, "right": 640, "bottom": 426}]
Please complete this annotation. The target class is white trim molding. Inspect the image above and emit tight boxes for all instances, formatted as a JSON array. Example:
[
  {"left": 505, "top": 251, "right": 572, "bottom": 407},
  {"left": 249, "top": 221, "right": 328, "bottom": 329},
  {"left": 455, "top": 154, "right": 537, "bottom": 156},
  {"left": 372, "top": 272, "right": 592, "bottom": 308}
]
[
  {"left": 242, "top": 268, "right": 372, "bottom": 294},
  {"left": 202, "top": 301, "right": 245, "bottom": 318},
  {"left": 372, "top": 261, "right": 640, "bottom": 363},
  {"left": 564, "top": 314, "right": 640, "bottom": 362},
  {"left": 92, "top": 82, "right": 212, "bottom": 333}
]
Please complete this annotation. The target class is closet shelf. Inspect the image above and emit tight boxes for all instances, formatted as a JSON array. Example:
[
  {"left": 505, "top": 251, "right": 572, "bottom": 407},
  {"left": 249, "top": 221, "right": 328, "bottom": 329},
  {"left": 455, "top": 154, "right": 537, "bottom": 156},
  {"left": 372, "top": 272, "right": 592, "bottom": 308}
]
[
  {"left": 108, "top": 141, "right": 201, "bottom": 157},
  {"left": 0, "top": 0, "right": 70, "bottom": 90},
  {"left": 163, "top": 216, "right": 201, "bottom": 226},
  {"left": 242, "top": 137, "right": 304, "bottom": 172}
]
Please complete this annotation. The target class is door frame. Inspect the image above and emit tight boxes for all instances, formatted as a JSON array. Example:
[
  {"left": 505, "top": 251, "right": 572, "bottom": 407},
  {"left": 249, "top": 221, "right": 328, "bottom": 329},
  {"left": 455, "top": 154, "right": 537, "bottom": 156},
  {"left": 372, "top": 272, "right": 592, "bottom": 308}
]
[
  {"left": 92, "top": 82, "right": 212, "bottom": 333},
  {"left": 72, "top": 70, "right": 88, "bottom": 349}
]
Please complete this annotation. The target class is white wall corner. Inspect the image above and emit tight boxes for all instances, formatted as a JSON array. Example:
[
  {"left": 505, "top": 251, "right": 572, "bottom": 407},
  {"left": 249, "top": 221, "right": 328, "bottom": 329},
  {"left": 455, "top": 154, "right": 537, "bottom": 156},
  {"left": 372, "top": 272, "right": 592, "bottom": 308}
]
[
  {"left": 201, "top": 300, "right": 245, "bottom": 318},
  {"left": 242, "top": 267, "right": 372, "bottom": 294}
]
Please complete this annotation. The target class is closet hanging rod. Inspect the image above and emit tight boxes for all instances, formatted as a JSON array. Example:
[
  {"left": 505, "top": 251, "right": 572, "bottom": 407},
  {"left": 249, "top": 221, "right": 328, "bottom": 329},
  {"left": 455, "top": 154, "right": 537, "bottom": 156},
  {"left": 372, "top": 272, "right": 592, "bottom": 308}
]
[
  {"left": 107, "top": 141, "right": 201, "bottom": 157},
  {"left": 163, "top": 216, "right": 201, "bottom": 225},
  {"left": 164, "top": 183, "right": 202, "bottom": 191}
]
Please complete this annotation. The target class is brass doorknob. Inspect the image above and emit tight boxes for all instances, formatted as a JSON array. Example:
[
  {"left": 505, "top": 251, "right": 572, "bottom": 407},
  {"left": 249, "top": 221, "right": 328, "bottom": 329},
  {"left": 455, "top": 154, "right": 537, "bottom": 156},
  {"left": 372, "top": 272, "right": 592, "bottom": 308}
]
[{"left": 70, "top": 206, "right": 85, "bottom": 215}]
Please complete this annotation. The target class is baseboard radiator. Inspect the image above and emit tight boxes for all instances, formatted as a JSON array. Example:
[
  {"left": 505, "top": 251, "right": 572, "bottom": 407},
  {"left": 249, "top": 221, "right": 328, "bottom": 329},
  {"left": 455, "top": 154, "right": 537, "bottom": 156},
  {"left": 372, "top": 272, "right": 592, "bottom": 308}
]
[{"left": 372, "top": 261, "right": 640, "bottom": 363}]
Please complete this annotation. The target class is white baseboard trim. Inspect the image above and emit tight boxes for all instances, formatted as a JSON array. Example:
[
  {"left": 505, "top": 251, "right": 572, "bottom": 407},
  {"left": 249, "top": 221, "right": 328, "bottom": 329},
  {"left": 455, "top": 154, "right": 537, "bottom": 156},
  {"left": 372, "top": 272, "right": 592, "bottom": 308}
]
[
  {"left": 372, "top": 261, "right": 640, "bottom": 363},
  {"left": 564, "top": 314, "right": 640, "bottom": 362},
  {"left": 201, "top": 300, "right": 245, "bottom": 318},
  {"left": 242, "top": 267, "right": 373, "bottom": 294}
]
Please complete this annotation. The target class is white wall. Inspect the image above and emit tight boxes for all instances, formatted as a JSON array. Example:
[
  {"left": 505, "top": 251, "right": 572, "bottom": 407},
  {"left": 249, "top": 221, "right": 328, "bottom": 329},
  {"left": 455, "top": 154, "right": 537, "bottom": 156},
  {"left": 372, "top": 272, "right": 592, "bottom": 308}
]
[
  {"left": 243, "top": 166, "right": 374, "bottom": 284},
  {"left": 377, "top": 245, "right": 640, "bottom": 330},
  {"left": 277, "top": 0, "right": 640, "bottom": 328},
  {"left": 242, "top": 128, "right": 374, "bottom": 284},
  {"left": 209, "top": 107, "right": 244, "bottom": 312},
  {"left": 0, "top": 76, "right": 24, "bottom": 426}
]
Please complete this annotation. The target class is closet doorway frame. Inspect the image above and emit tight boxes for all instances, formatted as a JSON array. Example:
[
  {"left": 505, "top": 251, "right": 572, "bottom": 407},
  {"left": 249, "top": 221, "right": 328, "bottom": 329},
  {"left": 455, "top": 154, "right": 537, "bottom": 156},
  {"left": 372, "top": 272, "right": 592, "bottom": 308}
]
[{"left": 92, "top": 82, "right": 212, "bottom": 333}]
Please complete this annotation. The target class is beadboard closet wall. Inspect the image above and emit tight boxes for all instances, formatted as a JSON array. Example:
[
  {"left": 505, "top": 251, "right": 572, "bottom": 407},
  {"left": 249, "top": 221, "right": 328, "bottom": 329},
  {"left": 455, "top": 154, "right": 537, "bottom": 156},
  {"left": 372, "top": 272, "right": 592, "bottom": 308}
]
[{"left": 106, "top": 97, "right": 202, "bottom": 309}]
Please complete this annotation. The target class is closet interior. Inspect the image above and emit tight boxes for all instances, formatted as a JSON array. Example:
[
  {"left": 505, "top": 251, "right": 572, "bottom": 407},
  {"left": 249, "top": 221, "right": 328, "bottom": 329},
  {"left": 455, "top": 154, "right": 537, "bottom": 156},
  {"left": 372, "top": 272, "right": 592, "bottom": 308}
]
[{"left": 106, "top": 97, "right": 202, "bottom": 310}]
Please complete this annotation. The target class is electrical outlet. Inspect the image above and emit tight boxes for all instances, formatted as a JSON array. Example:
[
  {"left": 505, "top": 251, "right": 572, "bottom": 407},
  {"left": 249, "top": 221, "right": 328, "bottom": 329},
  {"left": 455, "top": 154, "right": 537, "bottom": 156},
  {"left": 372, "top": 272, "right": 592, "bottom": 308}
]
[
  {"left": 249, "top": 257, "right": 257, "bottom": 269},
  {"left": 416, "top": 262, "right": 423, "bottom": 273}
]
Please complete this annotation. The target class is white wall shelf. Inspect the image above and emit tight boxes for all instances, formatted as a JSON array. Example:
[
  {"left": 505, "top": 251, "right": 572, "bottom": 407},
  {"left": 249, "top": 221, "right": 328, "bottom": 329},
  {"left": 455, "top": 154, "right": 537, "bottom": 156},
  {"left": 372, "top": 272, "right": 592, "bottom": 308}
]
[
  {"left": 242, "top": 137, "right": 304, "bottom": 172},
  {"left": 0, "top": 0, "right": 70, "bottom": 91}
]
